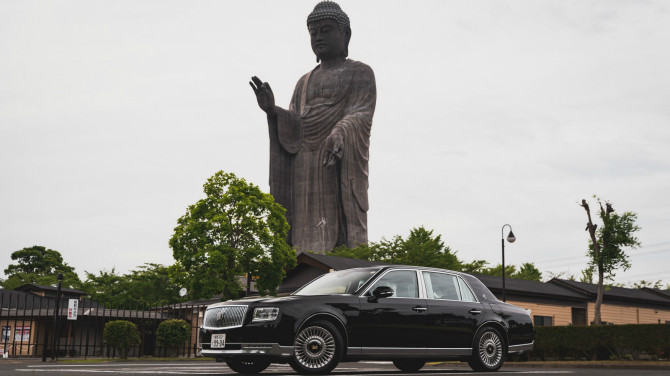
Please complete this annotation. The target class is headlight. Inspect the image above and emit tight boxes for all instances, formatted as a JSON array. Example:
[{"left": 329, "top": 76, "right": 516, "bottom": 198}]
[{"left": 252, "top": 307, "right": 279, "bottom": 322}]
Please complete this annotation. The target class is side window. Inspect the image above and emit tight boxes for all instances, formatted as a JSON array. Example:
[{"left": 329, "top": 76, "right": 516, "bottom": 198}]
[
  {"left": 423, "top": 272, "right": 461, "bottom": 301},
  {"left": 457, "top": 277, "right": 477, "bottom": 302},
  {"left": 368, "top": 270, "right": 418, "bottom": 298}
]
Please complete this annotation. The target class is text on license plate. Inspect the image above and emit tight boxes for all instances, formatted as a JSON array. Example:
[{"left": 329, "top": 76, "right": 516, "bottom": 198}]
[{"left": 211, "top": 334, "right": 226, "bottom": 348}]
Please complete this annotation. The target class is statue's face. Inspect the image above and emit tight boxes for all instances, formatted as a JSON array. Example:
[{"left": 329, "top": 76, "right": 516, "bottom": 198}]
[{"left": 308, "top": 19, "right": 347, "bottom": 61}]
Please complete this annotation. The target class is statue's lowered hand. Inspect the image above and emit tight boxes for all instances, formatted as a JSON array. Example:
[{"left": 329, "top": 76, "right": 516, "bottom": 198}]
[
  {"left": 323, "top": 132, "right": 344, "bottom": 167},
  {"left": 250, "top": 76, "right": 276, "bottom": 114}
]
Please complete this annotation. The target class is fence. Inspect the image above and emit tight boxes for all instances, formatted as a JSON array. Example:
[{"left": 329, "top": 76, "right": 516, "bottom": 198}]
[{"left": 0, "top": 290, "right": 210, "bottom": 360}]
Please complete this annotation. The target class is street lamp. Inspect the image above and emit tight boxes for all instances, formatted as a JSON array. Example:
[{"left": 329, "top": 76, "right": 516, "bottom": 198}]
[
  {"left": 501, "top": 224, "right": 516, "bottom": 302},
  {"left": 51, "top": 273, "right": 64, "bottom": 360}
]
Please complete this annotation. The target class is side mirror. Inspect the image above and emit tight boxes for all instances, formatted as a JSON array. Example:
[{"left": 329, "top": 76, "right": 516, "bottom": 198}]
[{"left": 369, "top": 286, "right": 394, "bottom": 301}]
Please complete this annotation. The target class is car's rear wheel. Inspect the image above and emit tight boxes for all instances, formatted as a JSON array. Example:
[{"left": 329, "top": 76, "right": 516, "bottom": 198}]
[
  {"left": 392, "top": 359, "right": 426, "bottom": 372},
  {"left": 225, "top": 358, "right": 271, "bottom": 374},
  {"left": 289, "top": 320, "right": 343, "bottom": 375},
  {"left": 468, "top": 326, "right": 505, "bottom": 372}
]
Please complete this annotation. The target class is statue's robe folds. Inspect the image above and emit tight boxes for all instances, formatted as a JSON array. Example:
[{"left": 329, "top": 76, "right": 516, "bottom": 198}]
[{"left": 268, "top": 59, "right": 376, "bottom": 252}]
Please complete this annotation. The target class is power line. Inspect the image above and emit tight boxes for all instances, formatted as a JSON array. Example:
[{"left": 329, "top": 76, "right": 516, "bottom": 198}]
[
  {"left": 617, "top": 270, "right": 670, "bottom": 281},
  {"left": 534, "top": 247, "right": 670, "bottom": 267}
]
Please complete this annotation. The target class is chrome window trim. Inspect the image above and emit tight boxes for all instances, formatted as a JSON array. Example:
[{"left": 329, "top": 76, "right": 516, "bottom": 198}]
[
  {"left": 421, "top": 270, "right": 480, "bottom": 303},
  {"left": 358, "top": 268, "right": 423, "bottom": 299},
  {"left": 417, "top": 269, "right": 427, "bottom": 299}
]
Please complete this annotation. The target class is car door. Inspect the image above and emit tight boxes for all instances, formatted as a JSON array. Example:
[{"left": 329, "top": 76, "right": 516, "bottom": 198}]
[
  {"left": 352, "top": 269, "right": 430, "bottom": 349},
  {"left": 422, "top": 271, "right": 486, "bottom": 350}
]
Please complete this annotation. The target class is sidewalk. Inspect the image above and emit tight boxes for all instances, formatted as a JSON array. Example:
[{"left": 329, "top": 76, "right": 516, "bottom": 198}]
[
  {"left": 3, "top": 357, "right": 670, "bottom": 370},
  {"left": 505, "top": 360, "right": 670, "bottom": 370}
]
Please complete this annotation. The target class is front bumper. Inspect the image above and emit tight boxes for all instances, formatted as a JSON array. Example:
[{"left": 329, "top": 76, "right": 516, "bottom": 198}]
[{"left": 200, "top": 343, "right": 294, "bottom": 359}]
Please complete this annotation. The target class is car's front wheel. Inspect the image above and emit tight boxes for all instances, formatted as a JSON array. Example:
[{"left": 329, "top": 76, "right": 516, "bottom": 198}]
[
  {"left": 225, "top": 359, "right": 271, "bottom": 374},
  {"left": 468, "top": 326, "right": 505, "bottom": 372},
  {"left": 289, "top": 320, "right": 343, "bottom": 375},
  {"left": 393, "top": 359, "right": 425, "bottom": 372}
]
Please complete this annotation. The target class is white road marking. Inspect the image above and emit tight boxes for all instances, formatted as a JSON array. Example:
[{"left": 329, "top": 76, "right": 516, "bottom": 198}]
[{"left": 18, "top": 363, "right": 575, "bottom": 375}]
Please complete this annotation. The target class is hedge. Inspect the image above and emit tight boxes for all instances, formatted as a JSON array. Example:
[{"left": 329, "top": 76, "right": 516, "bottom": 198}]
[
  {"left": 103, "top": 320, "right": 141, "bottom": 359},
  {"left": 156, "top": 319, "right": 191, "bottom": 356},
  {"left": 530, "top": 324, "right": 670, "bottom": 361}
]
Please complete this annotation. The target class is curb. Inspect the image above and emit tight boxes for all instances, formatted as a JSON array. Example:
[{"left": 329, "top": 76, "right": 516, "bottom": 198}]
[{"left": 504, "top": 361, "right": 670, "bottom": 370}]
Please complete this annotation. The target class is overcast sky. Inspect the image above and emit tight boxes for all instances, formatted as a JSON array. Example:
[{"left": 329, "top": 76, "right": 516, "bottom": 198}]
[{"left": 2, "top": 0, "right": 669, "bottom": 287}]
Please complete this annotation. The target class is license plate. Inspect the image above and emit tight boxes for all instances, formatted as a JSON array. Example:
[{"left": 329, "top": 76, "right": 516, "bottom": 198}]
[{"left": 211, "top": 333, "right": 226, "bottom": 348}]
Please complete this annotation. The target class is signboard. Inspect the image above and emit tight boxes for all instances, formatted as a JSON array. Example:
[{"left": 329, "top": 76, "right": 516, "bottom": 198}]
[
  {"left": 14, "top": 326, "right": 30, "bottom": 342},
  {"left": 1, "top": 326, "right": 10, "bottom": 342},
  {"left": 68, "top": 299, "right": 78, "bottom": 320}
]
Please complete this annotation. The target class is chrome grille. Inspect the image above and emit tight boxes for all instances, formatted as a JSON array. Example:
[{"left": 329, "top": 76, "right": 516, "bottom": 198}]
[{"left": 204, "top": 305, "right": 247, "bottom": 329}]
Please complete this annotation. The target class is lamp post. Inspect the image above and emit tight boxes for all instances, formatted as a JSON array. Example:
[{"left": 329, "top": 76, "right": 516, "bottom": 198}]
[
  {"left": 501, "top": 224, "right": 516, "bottom": 302},
  {"left": 50, "top": 273, "right": 63, "bottom": 360}
]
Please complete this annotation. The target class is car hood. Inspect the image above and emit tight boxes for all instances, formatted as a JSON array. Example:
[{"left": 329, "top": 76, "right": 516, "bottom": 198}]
[{"left": 207, "top": 295, "right": 303, "bottom": 308}]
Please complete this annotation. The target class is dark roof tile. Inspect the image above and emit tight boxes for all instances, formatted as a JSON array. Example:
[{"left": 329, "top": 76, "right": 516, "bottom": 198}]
[
  {"left": 473, "top": 274, "right": 587, "bottom": 300},
  {"left": 549, "top": 279, "right": 670, "bottom": 305}
]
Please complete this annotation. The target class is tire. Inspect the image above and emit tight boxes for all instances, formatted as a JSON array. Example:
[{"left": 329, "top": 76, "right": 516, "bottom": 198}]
[
  {"left": 393, "top": 359, "right": 425, "bottom": 372},
  {"left": 468, "top": 326, "right": 505, "bottom": 372},
  {"left": 289, "top": 320, "right": 343, "bottom": 375},
  {"left": 225, "top": 359, "right": 271, "bottom": 374}
]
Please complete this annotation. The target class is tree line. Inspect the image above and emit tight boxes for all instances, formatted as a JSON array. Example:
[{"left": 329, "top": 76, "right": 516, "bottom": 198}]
[
  {"left": 329, "top": 226, "right": 543, "bottom": 281},
  {"left": 0, "top": 171, "right": 653, "bottom": 325}
]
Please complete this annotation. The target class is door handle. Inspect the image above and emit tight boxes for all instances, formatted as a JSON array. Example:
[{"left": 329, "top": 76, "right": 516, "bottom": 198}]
[
  {"left": 412, "top": 306, "right": 427, "bottom": 312},
  {"left": 469, "top": 309, "right": 482, "bottom": 315}
]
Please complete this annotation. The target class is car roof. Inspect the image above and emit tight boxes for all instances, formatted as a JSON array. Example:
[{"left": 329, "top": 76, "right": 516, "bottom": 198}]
[{"left": 380, "top": 264, "right": 470, "bottom": 276}]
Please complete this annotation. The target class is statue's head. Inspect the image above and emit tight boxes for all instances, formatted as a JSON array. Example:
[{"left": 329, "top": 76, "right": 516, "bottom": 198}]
[{"left": 307, "top": 1, "right": 351, "bottom": 62}]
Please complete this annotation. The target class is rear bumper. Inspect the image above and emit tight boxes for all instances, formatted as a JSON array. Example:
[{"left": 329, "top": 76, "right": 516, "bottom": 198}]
[
  {"left": 200, "top": 343, "right": 293, "bottom": 359},
  {"left": 508, "top": 341, "right": 534, "bottom": 354}
]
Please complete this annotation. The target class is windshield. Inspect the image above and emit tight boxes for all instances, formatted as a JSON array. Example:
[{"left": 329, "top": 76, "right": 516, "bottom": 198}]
[{"left": 293, "top": 268, "right": 380, "bottom": 296}]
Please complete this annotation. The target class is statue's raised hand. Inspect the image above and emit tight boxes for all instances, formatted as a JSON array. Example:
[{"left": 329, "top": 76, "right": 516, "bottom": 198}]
[{"left": 249, "top": 76, "right": 276, "bottom": 115}]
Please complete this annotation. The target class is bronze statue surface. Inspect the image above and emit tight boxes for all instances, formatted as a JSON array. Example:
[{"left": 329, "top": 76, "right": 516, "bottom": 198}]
[{"left": 250, "top": 1, "right": 376, "bottom": 253}]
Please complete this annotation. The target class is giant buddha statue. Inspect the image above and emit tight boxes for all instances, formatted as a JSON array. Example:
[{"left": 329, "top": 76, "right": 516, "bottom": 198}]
[{"left": 250, "top": 1, "right": 376, "bottom": 253}]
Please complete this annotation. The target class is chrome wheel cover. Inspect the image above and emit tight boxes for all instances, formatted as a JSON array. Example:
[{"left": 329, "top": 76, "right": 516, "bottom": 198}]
[
  {"left": 478, "top": 331, "right": 503, "bottom": 368},
  {"left": 294, "top": 325, "right": 336, "bottom": 369}
]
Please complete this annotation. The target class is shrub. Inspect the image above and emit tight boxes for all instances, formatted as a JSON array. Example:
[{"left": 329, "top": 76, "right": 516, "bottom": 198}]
[
  {"left": 156, "top": 319, "right": 191, "bottom": 357},
  {"left": 531, "top": 324, "right": 670, "bottom": 361},
  {"left": 103, "top": 320, "right": 141, "bottom": 359}
]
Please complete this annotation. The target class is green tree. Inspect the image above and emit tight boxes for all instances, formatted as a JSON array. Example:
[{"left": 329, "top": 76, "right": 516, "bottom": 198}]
[
  {"left": 478, "top": 264, "right": 517, "bottom": 278},
  {"left": 103, "top": 320, "right": 141, "bottom": 359},
  {"left": 331, "top": 226, "right": 461, "bottom": 270},
  {"left": 513, "top": 262, "right": 542, "bottom": 281},
  {"left": 631, "top": 280, "right": 663, "bottom": 289},
  {"left": 82, "top": 264, "right": 184, "bottom": 305},
  {"left": 125, "top": 263, "right": 182, "bottom": 305},
  {"left": 2, "top": 245, "right": 81, "bottom": 289},
  {"left": 400, "top": 227, "right": 461, "bottom": 270},
  {"left": 580, "top": 267, "right": 594, "bottom": 283},
  {"left": 460, "top": 259, "right": 489, "bottom": 274},
  {"left": 169, "top": 171, "right": 296, "bottom": 300},
  {"left": 81, "top": 268, "right": 128, "bottom": 303},
  {"left": 580, "top": 197, "right": 641, "bottom": 325},
  {"left": 156, "top": 319, "right": 191, "bottom": 357}
]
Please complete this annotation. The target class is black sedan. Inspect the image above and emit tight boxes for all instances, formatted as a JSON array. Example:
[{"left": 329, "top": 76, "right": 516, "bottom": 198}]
[{"left": 200, "top": 265, "right": 534, "bottom": 374}]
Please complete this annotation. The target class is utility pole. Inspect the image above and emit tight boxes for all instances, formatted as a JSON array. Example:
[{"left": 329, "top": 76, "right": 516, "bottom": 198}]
[{"left": 50, "top": 274, "right": 63, "bottom": 360}]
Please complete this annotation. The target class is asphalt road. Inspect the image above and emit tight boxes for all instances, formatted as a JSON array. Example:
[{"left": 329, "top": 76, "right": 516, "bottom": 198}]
[{"left": 0, "top": 360, "right": 669, "bottom": 376}]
